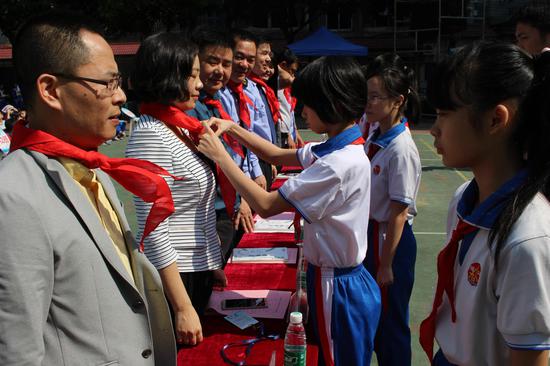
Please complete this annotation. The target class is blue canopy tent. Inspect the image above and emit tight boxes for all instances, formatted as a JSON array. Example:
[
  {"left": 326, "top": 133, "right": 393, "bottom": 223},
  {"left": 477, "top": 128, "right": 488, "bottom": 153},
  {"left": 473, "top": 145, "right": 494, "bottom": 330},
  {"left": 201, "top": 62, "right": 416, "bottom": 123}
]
[{"left": 288, "top": 27, "right": 368, "bottom": 56}]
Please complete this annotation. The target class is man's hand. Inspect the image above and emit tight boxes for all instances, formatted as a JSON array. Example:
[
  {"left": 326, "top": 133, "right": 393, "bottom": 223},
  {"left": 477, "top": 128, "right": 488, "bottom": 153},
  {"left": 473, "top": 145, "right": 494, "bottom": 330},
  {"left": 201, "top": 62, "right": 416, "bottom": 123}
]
[
  {"left": 175, "top": 304, "right": 203, "bottom": 346},
  {"left": 234, "top": 199, "right": 254, "bottom": 233}
]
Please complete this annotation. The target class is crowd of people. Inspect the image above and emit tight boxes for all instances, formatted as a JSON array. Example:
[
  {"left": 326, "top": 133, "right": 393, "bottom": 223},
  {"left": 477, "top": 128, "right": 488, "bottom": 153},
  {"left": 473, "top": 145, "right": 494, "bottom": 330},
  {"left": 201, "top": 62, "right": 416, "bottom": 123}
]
[{"left": 0, "top": 4, "right": 549, "bottom": 366}]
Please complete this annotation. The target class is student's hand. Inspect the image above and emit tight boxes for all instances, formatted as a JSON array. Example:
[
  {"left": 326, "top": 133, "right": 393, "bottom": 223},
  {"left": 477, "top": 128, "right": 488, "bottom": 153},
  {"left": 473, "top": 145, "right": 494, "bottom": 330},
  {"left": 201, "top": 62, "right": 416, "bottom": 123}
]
[
  {"left": 377, "top": 265, "right": 394, "bottom": 287},
  {"left": 295, "top": 132, "right": 305, "bottom": 148},
  {"left": 271, "top": 165, "right": 278, "bottom": 179},
  {"left": 212, "top": 268, "right": 228, "bottom": 288},
  {"left": 175, "top": 304, "right": 203, "bottom": 346},
  {"left": 205, "top": 117, "right": 235, "bottom": 135},
  {"left": 287, "top": 135, "right": 297, "bottom": 149},
  {"left": 234, "top": 199, "right": 254, "bottom": 233},
  {"left": 198, "top": 121, "right": 227, "bottom": 163},
  {"left": 254, "top": 175, "right": 267, "bottom": 190}
]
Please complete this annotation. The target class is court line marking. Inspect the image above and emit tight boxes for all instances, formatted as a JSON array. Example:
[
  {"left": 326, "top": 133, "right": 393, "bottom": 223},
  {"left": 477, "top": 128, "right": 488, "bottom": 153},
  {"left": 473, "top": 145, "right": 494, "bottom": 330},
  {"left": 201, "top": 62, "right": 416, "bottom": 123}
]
[
  {"left": 419, "top": 139, "right": 469, "bottom": 183},
  {"left": 414, "top": 232, "right": 447, "bottom": 235}
]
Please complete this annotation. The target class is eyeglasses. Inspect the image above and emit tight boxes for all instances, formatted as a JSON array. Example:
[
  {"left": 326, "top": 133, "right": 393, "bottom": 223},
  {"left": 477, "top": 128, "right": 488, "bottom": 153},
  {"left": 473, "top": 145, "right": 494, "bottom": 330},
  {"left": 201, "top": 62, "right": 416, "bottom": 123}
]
[
  {"left": 52, "top": 73, "right": 122, "bottom": 96},
  {"left": 367, "top": 95, "right": 390, "bottom": 103}
]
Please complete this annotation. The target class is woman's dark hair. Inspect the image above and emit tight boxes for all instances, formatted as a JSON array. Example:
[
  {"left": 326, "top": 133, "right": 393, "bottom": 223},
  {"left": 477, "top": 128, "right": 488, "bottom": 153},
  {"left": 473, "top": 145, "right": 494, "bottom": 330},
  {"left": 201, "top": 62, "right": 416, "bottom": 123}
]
[
  {"left": 366, "top": 53, "right": 421, "bottom": 124},
  {"left": 131, "top": 32, "right": 198, "bottom": 104},
  {"left": 428, "top": 41, "right": 550, "bottom": 266},
  {"left": 292, "top": 56, "right": 367, "bottom": 125}
]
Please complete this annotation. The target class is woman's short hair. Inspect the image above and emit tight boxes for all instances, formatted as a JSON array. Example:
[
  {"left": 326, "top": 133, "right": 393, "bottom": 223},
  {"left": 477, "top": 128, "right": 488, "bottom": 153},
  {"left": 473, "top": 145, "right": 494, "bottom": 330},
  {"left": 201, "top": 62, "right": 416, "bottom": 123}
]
[
  {"left": 131, "top": 32, "right": 198, "bottom": 104},
  {"left": 292, "top": 56, "right": 367, "bottom": 125}
]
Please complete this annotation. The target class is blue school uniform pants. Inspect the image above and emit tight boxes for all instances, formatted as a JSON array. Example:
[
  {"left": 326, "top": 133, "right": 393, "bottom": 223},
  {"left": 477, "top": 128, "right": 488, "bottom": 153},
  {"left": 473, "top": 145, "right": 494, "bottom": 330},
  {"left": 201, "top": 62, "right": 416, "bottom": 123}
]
[
  {"left": 306, "top": 263, "right": 381, "bottom": 366},
  {"left": 364, "top": 220, "right": 417, "bottom": 366}
]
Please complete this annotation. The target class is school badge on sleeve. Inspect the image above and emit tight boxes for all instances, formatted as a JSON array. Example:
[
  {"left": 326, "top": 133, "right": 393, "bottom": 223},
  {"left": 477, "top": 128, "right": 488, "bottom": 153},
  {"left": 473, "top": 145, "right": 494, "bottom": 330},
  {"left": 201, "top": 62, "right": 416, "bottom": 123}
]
[{"left": 467, "top": 262, "right": 481, "bottom": 286}]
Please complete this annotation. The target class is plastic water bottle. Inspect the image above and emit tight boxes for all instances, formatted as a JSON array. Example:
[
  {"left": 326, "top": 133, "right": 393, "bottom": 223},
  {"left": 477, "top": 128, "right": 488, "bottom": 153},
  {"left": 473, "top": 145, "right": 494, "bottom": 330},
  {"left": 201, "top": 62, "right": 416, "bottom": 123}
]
[{"left": 284, "top": 312, "right": 307, "bottom": 366}]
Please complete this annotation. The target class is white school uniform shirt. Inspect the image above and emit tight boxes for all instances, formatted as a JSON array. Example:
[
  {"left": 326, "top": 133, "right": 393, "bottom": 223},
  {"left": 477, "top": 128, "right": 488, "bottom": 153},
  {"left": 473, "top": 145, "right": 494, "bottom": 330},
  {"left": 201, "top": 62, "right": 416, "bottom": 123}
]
[
  {"left": 278, "top": 125, "right": 370, "bottom": 268},
  {"left": 365, "top": 122, "right": 421, "bottom": 224},
  {"left": 435, "top": 173, "right": 550, "bottom": 366},
  {"left": 277, "top": 89, "right": 296, "bottom": 139}
]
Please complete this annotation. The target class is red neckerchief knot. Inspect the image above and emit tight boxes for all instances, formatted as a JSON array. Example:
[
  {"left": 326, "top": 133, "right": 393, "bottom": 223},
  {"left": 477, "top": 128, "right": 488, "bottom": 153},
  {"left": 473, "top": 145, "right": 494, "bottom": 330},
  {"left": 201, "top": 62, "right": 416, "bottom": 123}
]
[
  {"left": 202, "top": 96, "right": 245, "bottom": 159},
  {"left": 419, "top": 218, "right": 478, "bottom": 362},
  {"left": 248, "top": 74, "right": 280, "bottom": 124},
  {"left": 227, "top": 80, "right": 253, "bottom": 128},
  {"left": 9, "top": 120, "right": 181, "bottom": 253}
]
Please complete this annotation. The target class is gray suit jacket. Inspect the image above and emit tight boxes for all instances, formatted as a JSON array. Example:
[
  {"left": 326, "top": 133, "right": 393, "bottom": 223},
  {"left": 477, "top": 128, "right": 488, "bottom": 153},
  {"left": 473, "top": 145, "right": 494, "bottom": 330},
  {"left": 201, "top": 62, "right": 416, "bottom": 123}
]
[{"left": 0, "top": 149, "right": 177, "bottom": 366}]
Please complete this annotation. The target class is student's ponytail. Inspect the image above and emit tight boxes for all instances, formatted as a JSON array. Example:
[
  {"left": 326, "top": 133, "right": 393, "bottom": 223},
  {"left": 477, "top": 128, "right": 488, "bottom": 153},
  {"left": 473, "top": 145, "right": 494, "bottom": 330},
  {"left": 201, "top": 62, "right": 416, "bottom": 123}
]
[
  {"left": 489, "top": 50, "right": 550, "bottom": 265},
  {"left": 366, "top": 53, "right": 421, "bottom": 124}
]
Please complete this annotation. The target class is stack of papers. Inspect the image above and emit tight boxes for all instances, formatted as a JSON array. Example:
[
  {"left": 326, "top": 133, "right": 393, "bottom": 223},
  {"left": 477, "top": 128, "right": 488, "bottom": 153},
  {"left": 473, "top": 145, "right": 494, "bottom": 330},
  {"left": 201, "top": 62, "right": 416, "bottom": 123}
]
[
  {"left": 254, "top": 212, "right": 295, "bottom": 233},
  {"left": 230, "top": 247, "right": 297, "bottom": 264}
]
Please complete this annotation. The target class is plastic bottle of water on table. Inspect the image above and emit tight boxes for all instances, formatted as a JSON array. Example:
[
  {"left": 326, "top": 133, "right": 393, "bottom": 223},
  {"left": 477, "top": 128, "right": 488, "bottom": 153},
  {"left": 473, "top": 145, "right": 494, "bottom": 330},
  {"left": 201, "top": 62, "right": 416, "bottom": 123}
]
[{"left": 284, "top": 311, "right": 307, "bottom": 366}]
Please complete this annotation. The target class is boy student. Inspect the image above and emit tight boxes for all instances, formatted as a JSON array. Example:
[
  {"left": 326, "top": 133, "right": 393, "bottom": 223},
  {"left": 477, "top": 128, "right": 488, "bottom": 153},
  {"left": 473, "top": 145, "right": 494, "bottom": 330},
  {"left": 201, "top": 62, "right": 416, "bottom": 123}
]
[
  {"left": 247, "top": 36, "right": 279, "bottom": 189},
  {"left": 187, "top": 27, "right": 244, "bottom": 260},
  {"left": 515, "top": 5, "right": 550, "bottom": 55},
  {"left": 218, "top": 29, "right": 266, "bottom": 234},
  {"left": 198, "top": 56, "right": 381, "bottom": 366}
]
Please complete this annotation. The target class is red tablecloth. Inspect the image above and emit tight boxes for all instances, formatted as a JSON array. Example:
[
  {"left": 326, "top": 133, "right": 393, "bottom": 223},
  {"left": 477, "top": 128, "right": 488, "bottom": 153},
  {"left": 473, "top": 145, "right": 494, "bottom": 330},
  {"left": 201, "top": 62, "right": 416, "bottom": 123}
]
[{"left": 178, "top": 230, "right": 318, "bottom": 365}]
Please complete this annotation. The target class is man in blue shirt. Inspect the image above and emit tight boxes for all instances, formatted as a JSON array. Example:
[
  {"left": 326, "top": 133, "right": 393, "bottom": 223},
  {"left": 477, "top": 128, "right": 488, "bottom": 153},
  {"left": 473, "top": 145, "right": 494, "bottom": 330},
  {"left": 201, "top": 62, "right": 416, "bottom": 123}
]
[{"left": 188, "top": 28, "right": 254, "bottom": 260}]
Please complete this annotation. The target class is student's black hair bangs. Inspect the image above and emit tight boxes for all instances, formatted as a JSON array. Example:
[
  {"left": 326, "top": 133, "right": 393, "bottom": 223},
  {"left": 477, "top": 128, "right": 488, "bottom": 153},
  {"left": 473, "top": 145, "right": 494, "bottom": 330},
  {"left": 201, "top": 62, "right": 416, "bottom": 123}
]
[{"left": 292, "top": 56, "right": 367, "bottom": 124}]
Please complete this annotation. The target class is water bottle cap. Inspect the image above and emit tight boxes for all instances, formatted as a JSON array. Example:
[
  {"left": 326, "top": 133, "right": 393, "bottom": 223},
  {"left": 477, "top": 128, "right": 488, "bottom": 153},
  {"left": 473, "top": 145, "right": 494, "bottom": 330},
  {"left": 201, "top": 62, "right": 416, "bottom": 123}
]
[{"left": 289, "top": 311, "right": 302, "bottom": 324}]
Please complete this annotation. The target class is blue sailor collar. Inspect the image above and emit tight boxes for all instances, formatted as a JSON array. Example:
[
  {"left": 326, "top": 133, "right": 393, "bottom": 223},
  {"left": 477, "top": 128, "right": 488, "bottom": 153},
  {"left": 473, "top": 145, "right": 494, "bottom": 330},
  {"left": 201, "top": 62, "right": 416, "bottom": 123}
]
[
  {"left": 457, "top": 169, "right": 528, "bottom": 229},
  {"left": 311, "top": 124, "right": 363, "bottom": 159},
  {"left": 371, "top": 119, "right": 407, "bottom": 148}
]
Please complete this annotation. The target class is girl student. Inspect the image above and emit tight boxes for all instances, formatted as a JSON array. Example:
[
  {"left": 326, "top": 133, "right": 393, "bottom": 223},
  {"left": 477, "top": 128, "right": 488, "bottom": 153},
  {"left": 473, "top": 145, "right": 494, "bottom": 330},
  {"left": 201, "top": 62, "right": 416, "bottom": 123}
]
[
  {"left": 198, "top": 56, "right": 381, "bottom": 366},
  {"left": 362, "top": 53, "right": 422, "bottom": 366},
  {"left": 419, "top": 42, "right": 550, "bottom": 366}
]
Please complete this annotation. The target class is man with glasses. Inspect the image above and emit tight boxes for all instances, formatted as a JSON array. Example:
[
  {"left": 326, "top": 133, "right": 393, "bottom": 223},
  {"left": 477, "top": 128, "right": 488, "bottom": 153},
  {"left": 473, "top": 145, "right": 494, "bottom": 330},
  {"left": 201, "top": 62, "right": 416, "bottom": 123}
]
[{"left": 0, "top": 13, "right": 176, "bottom": 366}]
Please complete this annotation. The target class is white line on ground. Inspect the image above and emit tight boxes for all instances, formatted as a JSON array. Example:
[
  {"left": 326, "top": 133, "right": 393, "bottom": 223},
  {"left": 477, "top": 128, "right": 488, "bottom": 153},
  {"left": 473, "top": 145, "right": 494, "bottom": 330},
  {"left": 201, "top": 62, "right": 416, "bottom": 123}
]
[{"left": 413, "top": 232, "right": 447, "bottom": 235}]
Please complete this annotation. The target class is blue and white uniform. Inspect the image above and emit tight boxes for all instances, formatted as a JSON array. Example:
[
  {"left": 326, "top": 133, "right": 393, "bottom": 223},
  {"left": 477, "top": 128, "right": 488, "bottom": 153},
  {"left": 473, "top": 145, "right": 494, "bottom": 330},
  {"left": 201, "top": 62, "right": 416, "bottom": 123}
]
[
  {"left": 433, "top": 171, "right": 550, "bottom": 366},
  {"left": 219, "top": 83, "right": 263, "bottom": 179},
  {"left": 363, "top": 121, "right": 421, "bottom": 366},
  {"left": 279, "top": 125, "right": 381, "bottom": 366}
]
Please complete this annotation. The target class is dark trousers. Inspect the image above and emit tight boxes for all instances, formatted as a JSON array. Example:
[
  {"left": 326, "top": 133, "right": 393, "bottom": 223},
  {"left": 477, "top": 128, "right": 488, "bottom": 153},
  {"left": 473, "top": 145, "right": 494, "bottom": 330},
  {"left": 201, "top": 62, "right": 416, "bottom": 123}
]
[
  {"left": 364, "top": 221, "right": 417, "bottom": 366},
  {"left": 216, "top": 208, "right": 236, "bottom": 265}
]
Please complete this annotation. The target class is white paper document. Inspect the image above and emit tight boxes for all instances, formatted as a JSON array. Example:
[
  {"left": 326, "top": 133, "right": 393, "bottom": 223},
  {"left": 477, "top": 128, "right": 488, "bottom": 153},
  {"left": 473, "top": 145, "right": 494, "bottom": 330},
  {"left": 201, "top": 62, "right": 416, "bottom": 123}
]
[{"left": 254, "top": 212, "right": 295, "bottom": 233}]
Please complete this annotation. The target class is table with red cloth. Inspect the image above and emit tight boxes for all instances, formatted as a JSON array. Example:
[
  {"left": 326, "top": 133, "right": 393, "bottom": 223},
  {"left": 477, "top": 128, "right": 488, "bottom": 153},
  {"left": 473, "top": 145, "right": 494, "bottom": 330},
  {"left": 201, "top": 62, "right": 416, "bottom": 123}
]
[{"left": 178, "top": 174, "right": 318, "bottom": 366}]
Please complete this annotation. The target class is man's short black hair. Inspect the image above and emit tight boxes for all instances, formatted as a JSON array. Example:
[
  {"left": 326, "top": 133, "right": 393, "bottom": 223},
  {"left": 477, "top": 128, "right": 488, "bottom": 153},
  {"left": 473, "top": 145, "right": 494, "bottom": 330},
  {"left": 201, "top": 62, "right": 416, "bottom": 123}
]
[
  {"left": 292, "top": 56, "right": 367, "bottom": 125},
  {"left": 191, "top": 25, "right": 233, "bottom": 54},
  {"left": 256, "top": 35, "right": 271, "bottom": 47},
  {"left": 515, "top": 5, "right": 550, "bottom": 35},
  {"left": 12, "top": 11, "right": 101, "bottom": 108},
  {"left": 230, "top": 29, "right": 258, "bottom": 47},
  {"left": 131, "top": 32, "right": 198, "bottom": 104}
]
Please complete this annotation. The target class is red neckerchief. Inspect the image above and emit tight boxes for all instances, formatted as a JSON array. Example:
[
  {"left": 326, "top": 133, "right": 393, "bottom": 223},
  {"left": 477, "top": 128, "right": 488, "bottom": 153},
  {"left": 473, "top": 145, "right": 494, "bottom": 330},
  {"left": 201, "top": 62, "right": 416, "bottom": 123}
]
[
  {"left": 202, "top": 96, "right": 245, "bottom": 159},
  {"left": 9, "top": 120, "right": 180, "bottom": 252},
  {"left": 248, "top": 74, "right": 280, "bottom": 124},
  {"left": 140, "top": 102, "right": 238, "bottom": 218},
  {"left": 283, "top": 87, "right": 297, "bottom": 112},
  {"left": 227, "top": 80, "right": 253, "bottom": 128},
  {"left": 419, "top": 218, "right": 478, "bottom": 362},
  {"left": 139, "top": 103, "right": 204, "bottom": 144}
]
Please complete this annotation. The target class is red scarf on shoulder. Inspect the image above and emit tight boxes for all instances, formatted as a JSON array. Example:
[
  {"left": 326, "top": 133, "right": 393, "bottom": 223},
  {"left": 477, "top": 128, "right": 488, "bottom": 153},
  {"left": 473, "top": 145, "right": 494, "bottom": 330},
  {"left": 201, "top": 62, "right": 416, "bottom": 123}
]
[
  {"left": 227, "top": 80, "right": 253, "bottom": 128},
  {"left": 248, "top": 74, "right": 280, "bottom": 124},
  {"left": 9, "top": 120, "right": 180, "bottom": 252},
  {"left": 140, "top": 102, "right": 238, "bottom": 217}
]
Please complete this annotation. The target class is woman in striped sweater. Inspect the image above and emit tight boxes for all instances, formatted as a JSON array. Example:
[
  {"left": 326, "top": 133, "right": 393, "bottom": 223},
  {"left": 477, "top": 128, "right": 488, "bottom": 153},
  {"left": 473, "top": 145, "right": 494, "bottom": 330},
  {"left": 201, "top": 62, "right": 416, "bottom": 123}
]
[{"left": 126, "top": 32, "right": 226, "bottom": 346}]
